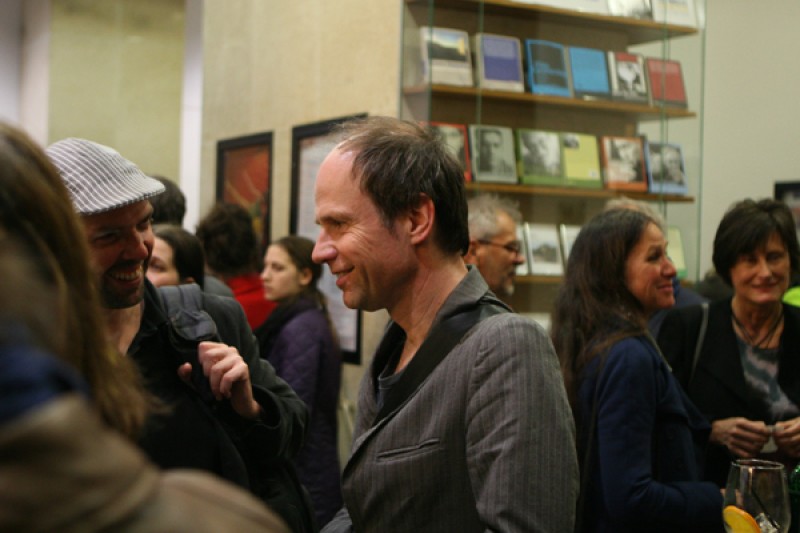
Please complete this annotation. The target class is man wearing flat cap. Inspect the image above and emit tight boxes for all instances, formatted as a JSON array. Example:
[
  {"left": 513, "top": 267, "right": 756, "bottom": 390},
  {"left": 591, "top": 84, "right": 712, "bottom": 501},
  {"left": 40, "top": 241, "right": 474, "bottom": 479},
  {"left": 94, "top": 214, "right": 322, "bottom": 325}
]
[{"left": 47, "top": 138, "right": 314, "bottom": 533}]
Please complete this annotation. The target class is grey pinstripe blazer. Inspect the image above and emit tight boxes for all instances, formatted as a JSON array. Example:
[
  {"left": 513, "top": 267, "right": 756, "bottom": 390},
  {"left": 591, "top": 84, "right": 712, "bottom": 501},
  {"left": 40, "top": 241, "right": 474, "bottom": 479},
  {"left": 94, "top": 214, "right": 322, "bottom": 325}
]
[{"left": 323, "top": 268, "right": 578, "bottom": 532}]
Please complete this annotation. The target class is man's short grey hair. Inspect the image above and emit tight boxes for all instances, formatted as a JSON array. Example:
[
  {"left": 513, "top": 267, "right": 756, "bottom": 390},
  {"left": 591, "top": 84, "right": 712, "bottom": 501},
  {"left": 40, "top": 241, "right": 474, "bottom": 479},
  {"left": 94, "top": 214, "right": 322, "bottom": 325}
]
[
  {"left": 467, "top": 193, "right": 522, "bottom": 240},
  {"left": 604, "top": 196, "right": 666, "bottom": 232}
]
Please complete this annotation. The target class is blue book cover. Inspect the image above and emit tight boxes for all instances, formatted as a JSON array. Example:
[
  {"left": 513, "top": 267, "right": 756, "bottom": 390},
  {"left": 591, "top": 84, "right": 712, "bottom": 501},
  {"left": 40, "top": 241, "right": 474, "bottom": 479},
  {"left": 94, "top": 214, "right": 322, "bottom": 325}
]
[
  {"left": 475, "top": 34, "right": 523, "bottom": 92},
  {"left": 524, "top": 39, "right": 572, "bottom": 98},
  {"left": 567, "top": 46, "right": 610, "bottom": 99}
]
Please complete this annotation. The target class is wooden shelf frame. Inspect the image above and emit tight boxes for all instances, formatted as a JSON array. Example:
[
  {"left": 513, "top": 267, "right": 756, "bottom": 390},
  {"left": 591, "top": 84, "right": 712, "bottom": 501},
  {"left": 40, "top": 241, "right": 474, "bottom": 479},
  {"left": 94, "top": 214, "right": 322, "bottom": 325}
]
[{"left": 465, "top": 182, "right": 694, "bottom": 202}]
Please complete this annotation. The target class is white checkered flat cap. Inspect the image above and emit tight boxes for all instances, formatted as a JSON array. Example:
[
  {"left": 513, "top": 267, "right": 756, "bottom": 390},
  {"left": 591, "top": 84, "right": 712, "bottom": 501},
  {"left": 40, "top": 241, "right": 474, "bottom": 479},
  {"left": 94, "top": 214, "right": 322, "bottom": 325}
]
[{"left": 46, "top": 138, "right": 165, "bottom": 215}]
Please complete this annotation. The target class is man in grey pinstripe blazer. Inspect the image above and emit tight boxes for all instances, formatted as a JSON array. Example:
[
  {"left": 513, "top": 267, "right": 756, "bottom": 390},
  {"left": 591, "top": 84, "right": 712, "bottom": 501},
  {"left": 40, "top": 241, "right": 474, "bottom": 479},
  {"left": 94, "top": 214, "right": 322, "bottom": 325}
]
[{"left": 313, "top": 117, "right": 578, "bottom": 532}]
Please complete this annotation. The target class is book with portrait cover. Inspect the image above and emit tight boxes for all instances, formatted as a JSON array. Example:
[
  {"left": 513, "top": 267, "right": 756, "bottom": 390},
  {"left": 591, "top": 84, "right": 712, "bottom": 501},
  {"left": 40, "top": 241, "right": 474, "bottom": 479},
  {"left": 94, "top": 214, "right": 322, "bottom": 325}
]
[
  {"left": 600, "top": 135, "right": 648, "bottom": 192},
  {"left": 524, "top": 39, "right": 572, "bottom": 98},
  {"left": 644, "top": 141, "right": 688, "bottom": 195},
  {"left": 558, "top": 223, "right": 582, "bottom": 267},
  {"left": 473, "top": 33, "right": 524, "bottom": 93},
  {"left": 524, "top": 222, "right": 564, "bottom": 276},
  {"left": 516, "top": 128, "right": 564, "bottom": 186},
  {"left": 516, "top": 224, "right": 530, "bottom": 276},
  {"left": 429, "top": 122, "right": 472, "bottom": 182},
  {"left": 608, "top": 51, "right": 649, "bottom": 104},
  {"left": 645, "top": 57, "right": 688, "bottom": 108},
  {"left": 419, "top": 26, "right": 474, "bottom": 87},
  {"left": 651, "top": 0, "right": 697, "bottom": 27},
  {"left": 560, "top": 132, "right": 603, "bottom": 189},
  {"left": 468, "top": 124, "right": 518, "bottom": 184},
  {"left": 566, "top": 46, "right": 611, "bottom": 100},
  {"left": 608, "top": 0, "right": 653, "bottom": 19}
]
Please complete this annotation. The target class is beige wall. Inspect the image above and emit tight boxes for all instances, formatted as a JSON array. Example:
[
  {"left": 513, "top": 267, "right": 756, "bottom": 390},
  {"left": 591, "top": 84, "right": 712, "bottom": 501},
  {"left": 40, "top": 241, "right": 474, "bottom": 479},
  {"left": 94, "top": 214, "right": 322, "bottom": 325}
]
[
  {"left": 200, "top": 0, "right": 403, "bottom": 425},
  {"left": 47, "top": 0, "right": 184, "bottom": 178}
]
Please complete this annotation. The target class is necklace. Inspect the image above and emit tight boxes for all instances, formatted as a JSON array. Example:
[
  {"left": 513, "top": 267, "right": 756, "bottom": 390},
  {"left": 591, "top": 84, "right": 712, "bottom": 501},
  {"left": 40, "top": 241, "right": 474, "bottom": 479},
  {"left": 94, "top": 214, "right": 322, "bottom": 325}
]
[{"left": 731, "top": 306, "right": 784, "bottom": 349}]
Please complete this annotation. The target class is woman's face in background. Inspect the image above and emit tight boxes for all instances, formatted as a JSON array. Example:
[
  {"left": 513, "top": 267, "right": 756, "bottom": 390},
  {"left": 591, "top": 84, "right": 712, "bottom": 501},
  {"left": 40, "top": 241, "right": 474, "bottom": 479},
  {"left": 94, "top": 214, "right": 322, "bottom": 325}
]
[
  {"left": 729, "top": 231, "right": 790, "bottom": 308},
  {"left": 261, "top": 244, "right": 309, "bottom": 302},
  {"left": 146, "top": 237, "right": 181, "bottom": 287}
]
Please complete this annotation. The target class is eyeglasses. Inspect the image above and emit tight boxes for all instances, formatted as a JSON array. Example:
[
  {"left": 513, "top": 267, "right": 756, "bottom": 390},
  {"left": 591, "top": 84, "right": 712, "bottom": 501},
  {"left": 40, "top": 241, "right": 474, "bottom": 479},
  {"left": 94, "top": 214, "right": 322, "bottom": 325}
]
[{"left": 477, "top": 239, "right": 522, "bottom": 255}]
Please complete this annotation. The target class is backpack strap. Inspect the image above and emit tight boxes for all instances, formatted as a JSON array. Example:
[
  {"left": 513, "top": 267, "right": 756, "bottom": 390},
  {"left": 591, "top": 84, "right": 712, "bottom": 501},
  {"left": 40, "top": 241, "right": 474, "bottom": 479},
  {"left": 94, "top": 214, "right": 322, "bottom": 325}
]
[
  {"left": 372, "top": 300, "right": 508, "bottom": 427},
  {"left": 689, "top": 302, "right": 709, "bottom": 386},
  {"left": 158, "top": 284, "right": 219, "bottom": 342}
]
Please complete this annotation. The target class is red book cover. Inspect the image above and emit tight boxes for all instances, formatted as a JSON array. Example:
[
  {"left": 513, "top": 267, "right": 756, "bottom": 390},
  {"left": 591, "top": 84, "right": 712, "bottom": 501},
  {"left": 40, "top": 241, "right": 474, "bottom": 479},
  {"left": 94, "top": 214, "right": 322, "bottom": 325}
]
[{"left": 645, "top": 58, "right": 688, "bottom": 108}]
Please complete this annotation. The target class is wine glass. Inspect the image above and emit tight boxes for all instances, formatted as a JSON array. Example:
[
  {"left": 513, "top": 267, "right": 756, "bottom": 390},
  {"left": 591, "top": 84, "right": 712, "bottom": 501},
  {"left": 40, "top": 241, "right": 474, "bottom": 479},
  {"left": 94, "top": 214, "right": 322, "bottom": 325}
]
[{"left": 723, "top": 459, "right": 791, "bottom": 533}]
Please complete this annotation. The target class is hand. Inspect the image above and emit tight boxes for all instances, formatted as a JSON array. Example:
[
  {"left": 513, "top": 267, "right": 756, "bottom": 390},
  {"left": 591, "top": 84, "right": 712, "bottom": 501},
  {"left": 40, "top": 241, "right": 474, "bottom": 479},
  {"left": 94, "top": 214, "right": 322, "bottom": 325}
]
[
  {"left": 710, "top": 417, "right": 771, "bottom": 458},
  {"left": 774, "top": 417, "right": 800, "bottom": 457},
  {"left": 177, "top": 341, "right": 261, "bottom": 420}
]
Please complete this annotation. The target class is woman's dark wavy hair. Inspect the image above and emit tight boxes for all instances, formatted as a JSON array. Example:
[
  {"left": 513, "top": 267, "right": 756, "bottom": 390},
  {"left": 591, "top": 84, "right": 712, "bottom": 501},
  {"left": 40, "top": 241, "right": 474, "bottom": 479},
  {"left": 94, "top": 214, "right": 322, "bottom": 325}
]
[
  {"left": 712, "top": 198, "right": 800, "bottom": 286},
  {"left": 154, "top": 224, "right": 206, "bottom": 288},
  {"left": 336, "top": 116, "right": 469, "bottom": 256},
  {"left": 550, "top": 208, "right": 657, "bottom": 407},
  {"left": 0, "top": 122, "right": 151, "bottom": 438}
]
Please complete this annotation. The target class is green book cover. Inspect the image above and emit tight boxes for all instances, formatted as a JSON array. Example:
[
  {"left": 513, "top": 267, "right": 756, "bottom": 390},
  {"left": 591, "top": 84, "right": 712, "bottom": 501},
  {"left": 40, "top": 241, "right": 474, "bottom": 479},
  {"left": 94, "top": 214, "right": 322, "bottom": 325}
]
[{"left": 561, "top": 132, "right": 603, "bottom": 189}]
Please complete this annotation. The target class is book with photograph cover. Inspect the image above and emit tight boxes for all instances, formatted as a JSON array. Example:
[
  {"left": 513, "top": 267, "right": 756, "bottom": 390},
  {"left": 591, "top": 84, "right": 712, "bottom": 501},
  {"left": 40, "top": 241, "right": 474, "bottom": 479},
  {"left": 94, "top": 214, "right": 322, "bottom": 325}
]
[
  {"left": 645, "top": 57, "right": 688, "bottom": 109},
  {"left": 473, "top": 33, "right": 524, "bottom": 93},
  {"left": 608, "top": 51, "right": 649, "bottom": 104},
  {"left": 608, "top": 0, "right": 653, "bottom": 19},
  {"left": 560, "top": 132, "right": 603, "bottom": 189},
  {"left": 667, "top": 226, "right": 688, "bottom": 279},
  {"left": 516, "top": 225, "right": 530, "bottom": 276},
  {"left": 524, "top": 39, "right": 572, "bottom": 98},
  {"left": 558, "top": 224, "right": 582, "bottom": 267},
  {"left": 524, "top": 222, "right": 564, "bottom": 276},
  {"left": 600, "top": 135, "right": 648, "bottom": 192},
  {"left": 645, "top": 141, "right": 688, "bottom": 195},
  {"left": 468, "top": 125, "right": 518, "bottom": 184},
  {"left": 419, "top": 26, "right": 474, "bottom": 87},
  {"left": 566, "top": 46, "right": 611, "bottom": 100},
  {"left": 516, "top": 129, "right": 564, "bottom": 186},
  {"left": 651, "top": 0, "right": 697, "bottom": 27},
  {"left": 430, "top": 122, "right": 472, "bottom": 182}
]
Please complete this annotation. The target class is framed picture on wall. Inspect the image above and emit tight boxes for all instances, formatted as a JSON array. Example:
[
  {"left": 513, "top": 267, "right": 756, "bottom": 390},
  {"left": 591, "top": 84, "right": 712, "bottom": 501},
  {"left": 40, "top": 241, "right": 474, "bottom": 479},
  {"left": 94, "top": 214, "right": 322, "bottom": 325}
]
[
  {"left": 290, "top": 113, "right": 366, "bottom": 365},
  {"left": 215, "top": 131, "right": 273, "bottom": 247},
  {"left": 775, "top": 181, "right": 800, "bottom": 241}
]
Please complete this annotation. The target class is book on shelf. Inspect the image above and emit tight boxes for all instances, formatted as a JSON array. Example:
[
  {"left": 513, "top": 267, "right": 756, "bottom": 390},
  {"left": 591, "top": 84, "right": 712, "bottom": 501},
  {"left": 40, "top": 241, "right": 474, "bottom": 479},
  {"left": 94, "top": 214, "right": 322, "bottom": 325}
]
[
  {"left": 651, "top": 0, "right": 697, "bottom": 27},
  {"left": 507, "top": 0, "right": 609, "bottom": 14},
  {"left": 608, "top": 51, "right": 649, "bottom": 104},
  {"left": 607, "top": 0, "right": 654, "bottom": 19},
  {"left": 516, "top": 225, "right": 530, "bottom": 276},
  {"left": 644, "top": 141, "right": 688, "bottom": 195},
  {"left": 523, "top": 39, "right": 572, "bottom": 98},
  {"left": 558, "top": 223, "right": 582, "bottom": 267},
  {"left": 566, "top": 46, "right": 611, "bottom": 100},
  {"left": 472, "top": 33, "right": 524, "bottom": 93},
  {"left": 561, "top": 132, "right": 603, "bottom": 189},
  {"left": 667, "top": 226, "right": 688, "bottom": 279},
  {"left": 419, "top": 26, "right": 474, "bottom": 87},
  {"left": 430, "top": 122, "right": 472, "bottom": 182},
  {"left": 468, "top": 125, "right": 518, "bottom": 184},
  {"left": 524, "top": 222, "right": 564, "bottom": 276},
  {"left": 516, "top": 129, "right": 564, "bottom": 186},
  {"left": 600, "top": 135, "right": 648, "bottom": 192},
  {"left": 645, "top": 57, "right": 688, "bottom": 109}
]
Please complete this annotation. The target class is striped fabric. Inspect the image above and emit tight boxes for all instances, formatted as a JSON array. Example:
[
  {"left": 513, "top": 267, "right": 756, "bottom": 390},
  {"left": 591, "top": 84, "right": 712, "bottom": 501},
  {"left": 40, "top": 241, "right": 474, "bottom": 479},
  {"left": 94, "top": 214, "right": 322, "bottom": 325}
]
[{"left": 46, "top": 138, "right": 164, "bottom": 215}]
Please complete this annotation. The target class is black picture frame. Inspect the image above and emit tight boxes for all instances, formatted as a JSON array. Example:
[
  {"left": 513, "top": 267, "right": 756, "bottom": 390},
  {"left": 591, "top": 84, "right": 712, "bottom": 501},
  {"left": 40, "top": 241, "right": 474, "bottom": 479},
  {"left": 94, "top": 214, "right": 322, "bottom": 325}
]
[
  {"left": 290, "top": 113, "right": 366, "bottom": 365},
  {"left": 215, "top": 131, "right": 273, "bottom": 247}
]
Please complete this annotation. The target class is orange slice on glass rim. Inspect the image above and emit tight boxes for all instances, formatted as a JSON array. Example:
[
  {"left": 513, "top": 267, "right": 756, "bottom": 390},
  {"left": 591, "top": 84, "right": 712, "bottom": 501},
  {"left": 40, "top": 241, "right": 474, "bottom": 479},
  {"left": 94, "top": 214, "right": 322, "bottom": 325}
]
[{"left": 722, "top": 505, "right": 761, "bottom": 533}]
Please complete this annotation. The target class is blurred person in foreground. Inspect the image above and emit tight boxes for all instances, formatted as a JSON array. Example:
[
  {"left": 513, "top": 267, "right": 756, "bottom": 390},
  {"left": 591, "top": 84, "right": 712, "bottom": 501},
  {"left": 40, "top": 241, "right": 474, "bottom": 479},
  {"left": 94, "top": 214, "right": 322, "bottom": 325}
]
[
  {"left": 314, "top": 117, "right": 577, "bottom": 532},
  {"left": 659, "top": 198, "right": 800, "bottom": 486},
  {"left": 0, "top": 122, "right": 288, "bottom": 532},
  {"left": 464, "top": 193, "right": 526, "bottom": 298},
  {"left": 551, "top": 208, "right": 723, "bottom": 532},
  {"left": 258, "top": 235, "right": 343, "bottom": 527},
  {"left": 46, "top": 136, "right": 314, "bottom": 532}
]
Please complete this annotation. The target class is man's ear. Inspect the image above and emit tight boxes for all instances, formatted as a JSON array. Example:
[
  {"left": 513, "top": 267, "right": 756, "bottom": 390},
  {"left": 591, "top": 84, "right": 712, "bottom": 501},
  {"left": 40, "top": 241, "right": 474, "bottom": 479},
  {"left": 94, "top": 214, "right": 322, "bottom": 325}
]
[{"left": 408, "top": 194, "right": 435, "bottom": 245}]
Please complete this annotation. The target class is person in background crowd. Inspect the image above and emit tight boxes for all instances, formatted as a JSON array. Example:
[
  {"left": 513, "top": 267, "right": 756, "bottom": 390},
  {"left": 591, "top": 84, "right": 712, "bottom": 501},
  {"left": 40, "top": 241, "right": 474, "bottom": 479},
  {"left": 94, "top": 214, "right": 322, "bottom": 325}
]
[
  {"left": 315, "top": 117, "right": 577, "bottom": 533},
  {"left": 147, "top": 224, "right": 206, "bottom": 289},
  {"left": 47, "top": 137, "right": 314, "bottom": 533},
  {"left": 258, "top": 235, "right": 343, "bottom": 528},
  {"left": 659, "top": 198, "right": 800, "bottom": 486},
  {"left": 196, "top": 203, "right": 277, "bottom": 329},
  {"left": 551, "top": 208, "right": 723, "bottom": 532},
  {"left": 148, "top": 174, "right": 233, "bottom": 297},
  {"left": 464, "top": 193, "right": 526, "bottom": 298}
]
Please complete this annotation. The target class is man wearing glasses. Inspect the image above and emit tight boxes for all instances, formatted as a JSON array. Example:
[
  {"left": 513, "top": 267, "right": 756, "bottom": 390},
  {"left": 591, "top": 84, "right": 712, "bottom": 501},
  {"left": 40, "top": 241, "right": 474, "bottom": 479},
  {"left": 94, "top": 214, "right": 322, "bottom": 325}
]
[{"left": 465, "top": 194, "right": 526, "bottom": 297}]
